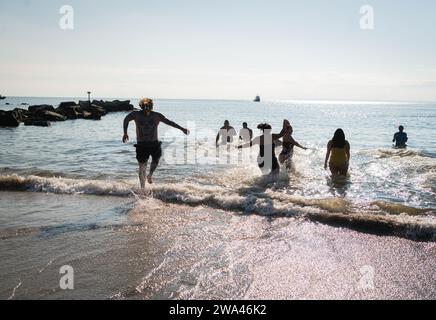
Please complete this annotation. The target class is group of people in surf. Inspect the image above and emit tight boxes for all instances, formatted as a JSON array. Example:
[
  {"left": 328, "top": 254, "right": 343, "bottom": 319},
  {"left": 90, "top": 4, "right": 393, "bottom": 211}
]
[
  {"left": 215, "top": 119, "right": 309, "bottom": 174},
  {"left": 123, "top": 98, "right": 408, "bottom": 188},
  {"left": 216, "top": 119, "right": 354, "bottom": 176}
]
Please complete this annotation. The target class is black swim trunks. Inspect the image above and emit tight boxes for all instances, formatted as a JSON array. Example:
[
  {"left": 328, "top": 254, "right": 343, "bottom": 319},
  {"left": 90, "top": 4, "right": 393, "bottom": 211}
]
[
  {"left": 135, "top": 141, "right": 162, "bottom": 164},
  {"left": 258, "top": 143, "right": 280, "bottom": 173}
]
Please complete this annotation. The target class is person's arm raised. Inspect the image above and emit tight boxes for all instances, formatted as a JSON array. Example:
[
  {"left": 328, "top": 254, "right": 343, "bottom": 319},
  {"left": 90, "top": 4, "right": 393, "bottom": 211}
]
[
  {"left": 122, "top": 112, "right": 136, "bottom": 143},
  {"left": 160, "top": 114, "right": 189, "bottom": 135}
]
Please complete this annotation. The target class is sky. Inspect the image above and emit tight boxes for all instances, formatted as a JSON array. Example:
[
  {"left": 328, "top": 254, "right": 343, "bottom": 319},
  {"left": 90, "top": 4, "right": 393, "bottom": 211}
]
[{"left": 1, "top": 0, "right": 436, "bottom": 101}]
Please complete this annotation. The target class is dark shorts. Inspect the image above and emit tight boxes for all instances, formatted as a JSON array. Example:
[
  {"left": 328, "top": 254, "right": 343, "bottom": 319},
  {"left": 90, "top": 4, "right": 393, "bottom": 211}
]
[
  {"left": 257, "top": 155, "right": 280, "bottom": 172},
  {"left": 135, "top": 141, "right": 162, "bottom": 164}
]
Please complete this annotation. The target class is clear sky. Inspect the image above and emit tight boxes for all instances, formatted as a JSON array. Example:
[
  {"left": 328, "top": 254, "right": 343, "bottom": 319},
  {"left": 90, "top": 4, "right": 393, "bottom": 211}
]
[{"left": 1, "top": 0, "right": 436, "bottom": 101}]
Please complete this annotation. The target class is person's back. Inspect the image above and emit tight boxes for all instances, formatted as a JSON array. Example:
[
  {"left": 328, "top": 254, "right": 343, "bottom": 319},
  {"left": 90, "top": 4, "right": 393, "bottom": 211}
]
[
  {"left": 239, "top": 126, "right": 253, "bottom": 143},
  {"left": 216, "top": 120, "right": 236, "bottom": 146},
  {"left": 393, "top": 126, "right": 408, "bottom": 148},
  {"left": 330, "top": 144, "right": 349, "bottom": 165},
  {"left": 325, "top": 129, "right": 350, "bottom": 176}
]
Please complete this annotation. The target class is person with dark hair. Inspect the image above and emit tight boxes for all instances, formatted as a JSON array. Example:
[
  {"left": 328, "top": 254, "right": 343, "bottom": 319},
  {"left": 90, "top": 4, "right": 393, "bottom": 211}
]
[
  {"left": 393, "top": 125, "right": 408, "bottom": 148},
  {"left": 278, "top": 120, "right": 307, "bottom": 170},
  {"left": 238, "top": 121, "right": 286, "bottom": 175},
  {"left": 123, "top": 98, "right": 189, "bottom": 188},
  {"left": 239, "top": 122, "right": 253, "bottom": 143},
  {"left": 324, "top": 128, "right": 350, "bottom": 176},
  {"left": 216, "top": 120, "right": 237, "bottom": 147}
]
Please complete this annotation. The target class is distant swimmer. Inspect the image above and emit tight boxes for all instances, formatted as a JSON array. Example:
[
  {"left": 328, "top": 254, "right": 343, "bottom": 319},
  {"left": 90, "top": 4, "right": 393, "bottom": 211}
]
[
  {"left": 123, "top": 98, "right": 189, "bottom": 188},
  {"left": 239, "top": 122, "right": 253, "bottom": 143},
  {"left": 238, "top": 122, "right": 286, "bottom": 175},
  {"left": 393, "top": 125, "right": 408, "bottom": 148},
  {"left": 324, "top": 129, "right": 350, "bottom": 176},
  {"left": 278, "top": 120, "right": 307, "bottom": 170},
  {"left": 216, "top": 120, "right": 237, "bottom": 147}
]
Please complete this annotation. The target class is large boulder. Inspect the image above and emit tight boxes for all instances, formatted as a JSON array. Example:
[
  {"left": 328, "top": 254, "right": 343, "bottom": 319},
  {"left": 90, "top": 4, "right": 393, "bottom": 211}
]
[
  {"left": 91, "top": 100, "right": 106, "bottom": 108},
  {"left": 108, "top": 100, "right": 133, "bottom": 112},
  {"left": 0, "top": 110, "right": 20, "bottom": 127},
  {"left": 82, "top": 111, "right": 101, "bottom": 121},
  {"left": 92, "top": 100, "right": 133, "bottom": 112},
  {"left": 59, "top": 101, "right": 78, "bottom": 109},
  {"left": 56, "top": 105, "right": 80, "bottom": 120},
  {"left": 35, "top": 110, "right": 67, "bottom": 122},
  {"left": 24, "top": 119, "right": 51, "bottom": 127},
  {"left": 13, "top": 108, "right": 30, "bottom": 122},
  {"left": 28, "top": 104, "right": 55, "bottom": 113},
  {"left": 79, "top": 101, "right": 107, "bottom": 117},
  {"left": 79, "top": 100, "right": 91, "bottom": 108}
]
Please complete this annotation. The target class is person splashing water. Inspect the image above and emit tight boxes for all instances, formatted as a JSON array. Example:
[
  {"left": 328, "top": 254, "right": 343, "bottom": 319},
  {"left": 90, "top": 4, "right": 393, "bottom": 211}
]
[
  {"left": 278, "top": 120, "right": 308, "bottom": 170},
  {"left": 238, "top": 122, "right": 286, "bottom": 175},
  {"left": 122, "top": 98, "right": 189, "bottom": 189}
]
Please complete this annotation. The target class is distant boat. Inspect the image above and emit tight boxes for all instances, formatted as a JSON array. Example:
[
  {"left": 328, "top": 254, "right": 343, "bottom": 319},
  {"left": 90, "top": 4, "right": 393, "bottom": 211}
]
[
  {"left": 253, "top": 95, "right": 260, "bottom": 102},
  {"left": 0, "top": 95, "right": 6, "bottom": 100}
]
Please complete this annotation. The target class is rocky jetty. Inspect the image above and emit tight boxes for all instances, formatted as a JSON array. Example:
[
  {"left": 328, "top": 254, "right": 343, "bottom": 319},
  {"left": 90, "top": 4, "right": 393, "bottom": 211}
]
[
  {"left": 0, "top": 99, "right": 134, "bottom": 127},
  {"left": 0, "top": 110, "right": 20, "bottom": 127}
]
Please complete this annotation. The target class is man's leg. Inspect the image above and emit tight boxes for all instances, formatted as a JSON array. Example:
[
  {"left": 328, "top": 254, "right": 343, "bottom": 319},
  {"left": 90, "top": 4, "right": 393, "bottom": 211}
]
[
  {"left": 147, "top": 161, "right": 158, "bottom": 184},
  {"left": 147, "top": 145, "right": 162, "bottom": 184},
  {"left": 138, "top": 161, "right": 147, "bottom": 190}
]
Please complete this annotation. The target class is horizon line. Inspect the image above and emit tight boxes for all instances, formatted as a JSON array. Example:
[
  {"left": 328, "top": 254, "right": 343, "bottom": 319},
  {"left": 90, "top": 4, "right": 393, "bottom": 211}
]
[{"left": 2, "top": 95, "right": 435, "bottom": 105}]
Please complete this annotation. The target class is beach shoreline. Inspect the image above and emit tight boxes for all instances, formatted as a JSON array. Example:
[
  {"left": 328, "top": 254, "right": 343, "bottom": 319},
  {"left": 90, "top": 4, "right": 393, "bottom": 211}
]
[{"left": 0, "top": 192, "right": 435, "bottom": 300}]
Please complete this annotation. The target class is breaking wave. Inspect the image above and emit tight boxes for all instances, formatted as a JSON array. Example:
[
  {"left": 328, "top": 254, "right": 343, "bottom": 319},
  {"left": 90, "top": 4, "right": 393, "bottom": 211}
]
[{"left": 0, "top": 173, "right": 435, "bottom": 241}]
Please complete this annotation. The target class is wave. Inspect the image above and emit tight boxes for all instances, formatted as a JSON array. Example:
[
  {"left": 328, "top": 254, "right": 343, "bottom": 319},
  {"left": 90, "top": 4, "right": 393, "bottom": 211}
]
[
  {"left": 0, "top": 174, "right": 135, "bottom": 196},
  {"left": 1, "top": 173, "right": 435, "bottom": 241},
  {"left": 363, "top": 148, "right": 435, "bottom": 159}
]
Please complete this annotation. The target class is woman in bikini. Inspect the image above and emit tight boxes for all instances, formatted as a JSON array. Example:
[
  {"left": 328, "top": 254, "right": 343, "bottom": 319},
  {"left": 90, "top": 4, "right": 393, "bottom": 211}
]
[{"left": 278, "top": 120, "right": 307, "bottom": 170}]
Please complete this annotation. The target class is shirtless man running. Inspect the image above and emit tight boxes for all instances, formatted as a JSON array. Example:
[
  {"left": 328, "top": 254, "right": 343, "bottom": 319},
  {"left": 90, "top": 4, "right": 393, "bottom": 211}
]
[{"left": 123, "top": 98, "right": 188, "bottom": 188}]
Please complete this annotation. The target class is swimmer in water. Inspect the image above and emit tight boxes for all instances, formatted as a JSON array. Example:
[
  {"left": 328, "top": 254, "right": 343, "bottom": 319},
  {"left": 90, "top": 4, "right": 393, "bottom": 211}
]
[
  {"left": 393, "top": 125, "right": 408, "bottom": 148},
  {"left": 278, "top": 120, "right": 307, "bottom": 170},
  {"left": 238, "top": 122, "right": 286, "bottom": 175},
  {"left": 324, "top": 128, "right": 350, "bottom": 176}
]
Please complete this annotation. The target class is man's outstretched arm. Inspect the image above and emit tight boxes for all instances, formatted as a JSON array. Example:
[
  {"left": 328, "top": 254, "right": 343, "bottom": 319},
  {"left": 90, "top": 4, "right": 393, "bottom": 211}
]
[
  {"left": 123, "top": 112, "right": 136, "bottom": 143},
  {"left": 160, "top": 115, "right": 189, "bottom": 135}
]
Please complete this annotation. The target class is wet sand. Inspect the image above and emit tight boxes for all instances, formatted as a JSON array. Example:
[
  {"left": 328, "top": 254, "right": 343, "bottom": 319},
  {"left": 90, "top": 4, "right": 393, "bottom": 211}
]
[{"left": 1, "top": 193, "right": 434, "bottom": 300}]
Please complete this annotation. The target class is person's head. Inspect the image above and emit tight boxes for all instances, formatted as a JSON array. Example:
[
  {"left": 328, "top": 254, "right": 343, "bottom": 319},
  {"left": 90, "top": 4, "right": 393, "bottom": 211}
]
[
  {"left": 243, "top": 122, "right": 248, "bottom": 128},
  {"left": 257, "top": 123, "right": 272, "bottom": 133},
  {"left": 399, "top": 125, "right": 404, "bottom": 132},
  {"left": 286, "top": 125, "right": 294, "bottom": 135},
  {"left": 139, "top": 98, "right": 154, "bottom": 112},
  {"left": 332, "top": 128, "right": 346, "bottom": 148},
  {"left": 224, "top": 120, "right": 230, "bottom": 127}
]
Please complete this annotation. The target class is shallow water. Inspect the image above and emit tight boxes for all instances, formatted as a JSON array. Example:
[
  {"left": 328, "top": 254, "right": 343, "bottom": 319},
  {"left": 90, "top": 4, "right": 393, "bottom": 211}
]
[
  {"left": 0, "top": 97, "right": 435, "bottom": 299},
  {"left": 0, "top": 193, "right": 434, "bottom": 300}
]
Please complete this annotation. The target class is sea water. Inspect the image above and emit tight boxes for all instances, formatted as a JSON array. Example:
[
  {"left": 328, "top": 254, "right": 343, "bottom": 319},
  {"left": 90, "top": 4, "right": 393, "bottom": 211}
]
[{"left": 0, "top": 97, "right": 435, "bottom": 299}]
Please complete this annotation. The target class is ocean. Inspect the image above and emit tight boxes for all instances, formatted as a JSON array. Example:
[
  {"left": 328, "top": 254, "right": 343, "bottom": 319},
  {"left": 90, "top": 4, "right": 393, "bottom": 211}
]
[{"left": 0, "top": 97, "right": 435, "bottom": 299}]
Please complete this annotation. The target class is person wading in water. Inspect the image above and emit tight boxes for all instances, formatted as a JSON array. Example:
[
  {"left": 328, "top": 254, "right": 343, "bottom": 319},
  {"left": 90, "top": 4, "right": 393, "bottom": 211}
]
[{"left": 123, "top": 98, "right": 188, "bottom": 188}]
